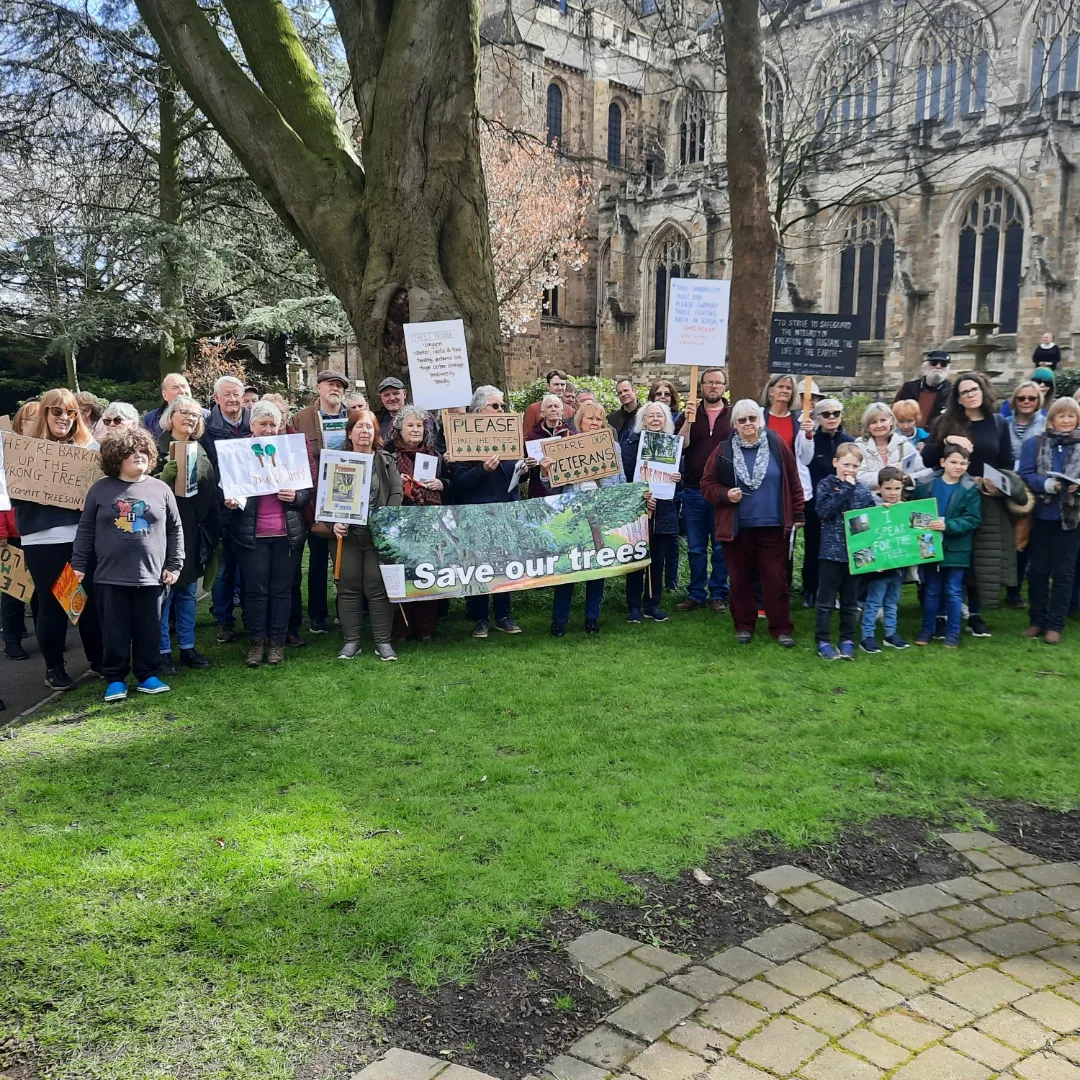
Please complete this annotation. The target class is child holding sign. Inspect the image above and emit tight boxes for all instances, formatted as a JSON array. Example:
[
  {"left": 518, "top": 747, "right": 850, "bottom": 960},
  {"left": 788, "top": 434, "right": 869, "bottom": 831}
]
[{"left": 859, "top": 467, "right": 911, "bottom": 654}]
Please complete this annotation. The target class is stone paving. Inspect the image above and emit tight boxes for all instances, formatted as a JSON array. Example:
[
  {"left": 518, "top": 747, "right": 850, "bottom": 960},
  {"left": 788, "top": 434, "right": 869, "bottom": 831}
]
[{"left": 354, "top": 832, "right": 1080, "bottom": 1080}]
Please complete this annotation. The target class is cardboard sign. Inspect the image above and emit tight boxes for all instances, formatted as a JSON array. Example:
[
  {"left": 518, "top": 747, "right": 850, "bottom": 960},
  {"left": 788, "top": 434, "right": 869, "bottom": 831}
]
[
  {"left": 544, "top": 428, "right": 620, "bottom": 487},
  {"left": 0, "top": 415, "right": 11, "bottom": 431},
  {"left": 404, "top": 318, "right": 472, "bottom": 410},
  {"left": 666, "top": 278, "right": 731, "bottom": 366},
  {"left": 0, "top": 427, "right": 9, "bottom": 512},
  {"left": 52, "top": 562, "right": 88, "bottom": 625},
  {"left": 170, "top": 440, "right": 200, "bottom": 498},
  {"left": 0, "top": 543, "right": 34, "bottom": 602},
  {"left": 0, "top": 431, "right": 102, "bottom": 510},
  {"left": 769, "top": 313, "right": 859, "bottom": 377},
  {"left": 216, "top": 433, "right": 312, "bottom": 500},
  {"left": 632, "top": 432, "right": 683, "bottom": 500},
  {"left": 844, "top": 497, "right": 944, "bottom": 575},
  {"left": 442, "top": 411, "right": 524, "bottom": 461},
  {"left": 315, "top": 450, "right": 374, "bottom": 525}
]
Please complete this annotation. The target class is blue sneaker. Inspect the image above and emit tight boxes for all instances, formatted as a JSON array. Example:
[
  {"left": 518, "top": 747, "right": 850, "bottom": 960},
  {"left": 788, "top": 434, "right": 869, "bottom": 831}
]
[
  {"left": 644, "top": 607, "right": 669, "bottom": 622},
  {"left": 860, "top": 636, "right": 882, "bottom": 654},
  {"left": 944, "top": 635, "right": 960, "bottom": 649},
  {"left": 817, "top": 642, "right": 840, "bottom": 661},
  {"left": 883, "top": 634, "right": 910, "bottom": 650},
  {"left": 626, "top": 608, "right": 642, "bottom": 624},
  {"left": 136, "top": 676, "right": 170, "bottom": 695},
  {"left": 104, "top": 681, "right": 128, "bottom": 703},
  {"left": 838, "top": 639, "right": 855, "bottom": 660}
]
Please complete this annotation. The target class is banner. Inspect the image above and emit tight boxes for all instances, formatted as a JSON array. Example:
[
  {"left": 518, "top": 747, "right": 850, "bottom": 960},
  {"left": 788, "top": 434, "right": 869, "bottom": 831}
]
[
  {"left": 443, "top": 411, "right": 524, "bottom": 461},
  {"left": 543, "top": 428, "right": 620, "bottom": 486},
  {"left": 769, "top": 313, "right": 859, "bottom": 377},
  {"left": 316, "top": 450, "right": 373, "bottom": 525},
  {"left": 216, "top": 433, "right": 312, "bottom": 500},
  {"left": 52, "top": 562, "right": 87, "bottom": 625},
  {"left": 1, "top": 431, "right": 102, "bottom": 510},
  {"left": 666, "top": 278, "right": 731, "bottom": 366},
  {"left": 845, "top": 497, "right": 943, "bottom": 575},
  {"left": 404, "top": 318, "right": 472, "bottom": 410},
  {"left": 632, "top": 432, "right": 683, "bottom": 500},
  {"left": 0, "top": 543, "right": 34, "bottom": 602},
  {"left": 370, "top": 483, "right": 651, "bottom": 601}
]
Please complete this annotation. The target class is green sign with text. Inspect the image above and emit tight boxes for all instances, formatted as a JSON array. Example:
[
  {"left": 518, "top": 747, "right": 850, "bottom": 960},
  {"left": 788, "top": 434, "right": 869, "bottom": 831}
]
[{"left": 844, "top": 497, "right": 943, "bottom": 575}]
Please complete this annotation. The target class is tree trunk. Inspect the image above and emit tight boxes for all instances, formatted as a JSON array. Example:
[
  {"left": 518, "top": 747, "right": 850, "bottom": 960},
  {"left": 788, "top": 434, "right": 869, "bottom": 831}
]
[
  {"left": 720, "top": 0, "right": 777, "bottom": 402},
  {"left": 158, "top": 67, "right": 189, "bottom": 378},
  {"left": 64, "top": 339, "right": 79, "bottom": 392}
]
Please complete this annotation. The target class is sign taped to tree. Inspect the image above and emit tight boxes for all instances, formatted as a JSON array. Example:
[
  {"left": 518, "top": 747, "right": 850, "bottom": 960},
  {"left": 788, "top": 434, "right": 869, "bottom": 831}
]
[
  {"left": 442, "top": 411, "right": 524, "bottom": 461},
  {"left": 404, "top": 318, "right": 472, "bottom": 410},
  {"left": 665, "top": 278, "right": 731, "bottom": 366},
  {"left": 0, "top": 543, "right": 34, "bottom": 602},
  {"left": 769, "top": 313, "right": 860, "bottom": 377},
  {"left": 844, "top": 498, "right": 944, "bottom": 575},
  {"left": 0, "top": 431, "right": 102, "bottom": 510},
  {"left": 315, "top": 450, "right": 374, "bottom": 525},
  {"left": 370, "top": 484, "right": 650, "bottom": 601},
  {"left": 542, "top": 428, "right": 620, "bottom": 486},
  {"left": 216, "top": 433, "right": 312, "bottom": 500}
]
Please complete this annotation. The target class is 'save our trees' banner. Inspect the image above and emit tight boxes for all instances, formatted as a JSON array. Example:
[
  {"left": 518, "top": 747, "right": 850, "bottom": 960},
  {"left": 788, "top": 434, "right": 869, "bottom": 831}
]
[{"left": 370, "top": 484, "right": 651, "bottom": 601}]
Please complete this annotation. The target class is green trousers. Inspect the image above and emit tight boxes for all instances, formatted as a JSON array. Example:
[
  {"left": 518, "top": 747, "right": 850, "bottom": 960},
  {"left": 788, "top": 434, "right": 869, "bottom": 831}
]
[{"left": 337, "top": 527, "right": 394, "bottom": 645}]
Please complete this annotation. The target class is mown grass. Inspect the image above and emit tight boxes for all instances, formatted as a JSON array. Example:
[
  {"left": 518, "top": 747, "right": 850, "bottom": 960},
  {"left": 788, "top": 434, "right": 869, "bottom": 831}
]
[{"left": 1, "top": 583, "right": 1078, "bottom": 1078}]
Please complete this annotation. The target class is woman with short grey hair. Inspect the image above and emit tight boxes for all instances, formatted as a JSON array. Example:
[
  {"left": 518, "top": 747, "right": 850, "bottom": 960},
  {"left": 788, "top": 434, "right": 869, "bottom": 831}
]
[
  {"left": 95, "top": 401, "right": 140, "bottom": 438},
  {"left": 855, "top": 401, "right": 926, "bottom": 491},
  {"left": 469, "top": 385, "right": 504, "bottom": 413}
]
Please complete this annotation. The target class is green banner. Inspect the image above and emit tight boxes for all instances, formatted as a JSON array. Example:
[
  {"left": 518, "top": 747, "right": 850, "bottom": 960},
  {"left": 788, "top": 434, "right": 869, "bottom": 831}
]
[
  {"left": 844, "top": 497, "right": 944, "bottom": 575},
  {"left": 369, "top": 484, "right": 651, "bottom": 601}
]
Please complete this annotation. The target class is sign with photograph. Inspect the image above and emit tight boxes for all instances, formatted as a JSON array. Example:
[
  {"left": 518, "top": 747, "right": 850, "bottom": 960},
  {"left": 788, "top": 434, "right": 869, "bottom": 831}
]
[
  {"left": 315, "top": 450, "right": 374, "bottom": 526},
  {"left": 769, "top": 313, "right": 860, "bottom": 377},
  {"left": 215, "top": 433, "right": 312, "bottom": 500},
  {"left": 632, "top": 432, "right": 683, "bottom": 500},
  {"left": 844, "top": 497, "right": 943, "bottom": 575},
  {"left": 170, "top": 441, "right": 200, "bottom": 499}
]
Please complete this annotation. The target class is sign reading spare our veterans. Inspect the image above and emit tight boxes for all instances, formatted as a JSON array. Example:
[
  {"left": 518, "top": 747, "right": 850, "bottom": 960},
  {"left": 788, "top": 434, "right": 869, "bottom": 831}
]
[
  {"left": 370, "top": 483, "right": 650, "bottom": 601},
  {"left": 442, "top": 411, "right": 524, "bottom": 460},
  {"left": 768, "top": 313, "right": 860, "bottom": 377},
  {"left": 542, "top": 428, "right": 620, "bottom": 486},
  {"left": 0, "top": 431, "right": 103, "bottom": 510}
]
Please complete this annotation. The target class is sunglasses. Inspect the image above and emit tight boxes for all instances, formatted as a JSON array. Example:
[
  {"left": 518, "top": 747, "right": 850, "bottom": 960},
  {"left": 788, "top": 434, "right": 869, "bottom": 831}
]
[
  {"left": 818, "top": 410, "right": 841, "bottom": 419},
  {"left": 489, "top": 402, "right": 506, "bottom": 410},
  {"left": 1015, "top": 396, "right": 1039, "bottom": 403},
  {"left": 47, "top": 407, "right": 77, "bottom": 418},
  {"left": 735, "top": 417, "right": 758, "bottom": 425},
  {"left": 102, "top": 416, "right": 127, "bottom": 426}
]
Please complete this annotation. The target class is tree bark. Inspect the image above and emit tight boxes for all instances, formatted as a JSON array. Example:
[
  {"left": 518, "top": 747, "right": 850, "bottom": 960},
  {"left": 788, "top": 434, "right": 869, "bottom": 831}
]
[
  {"left": 158, "top": 67, "right": 189, "bottom": 378},
  {"left": 719, "top": 0, "right": 777, "bottom": 402}
]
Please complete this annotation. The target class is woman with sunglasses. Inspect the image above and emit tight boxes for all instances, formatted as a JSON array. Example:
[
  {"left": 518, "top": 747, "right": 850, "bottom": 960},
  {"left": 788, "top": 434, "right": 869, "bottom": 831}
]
[
  {"left": 648, "top": 379, "right": 683, "bottom": 589},
  {"left": 94, "top": 401, "right": 140, "bottom": 440},
  {"left": 12, "top": 388, "right": 104, "bottom": 690}
]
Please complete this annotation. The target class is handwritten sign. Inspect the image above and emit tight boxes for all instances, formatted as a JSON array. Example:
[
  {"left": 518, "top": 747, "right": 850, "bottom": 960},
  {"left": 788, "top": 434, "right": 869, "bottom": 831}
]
[
  {"left": 844, "top": 498, "right": 943, "bottom": 575},
  {"left": 0, "top": 543, "right": 34, "bottom": 602},
  {"left": 404, "top": 318, "right": 472, "bottom": 410},
  {"left": 315, "top": 450, "right": 374, "bottom": 526},
  {"left": 769, "top": 313, "right": 859, "bottom": 377},
  {"left": 632, "top": 432, "right": 683, "bottom": 500},
  {"left": 215, "top": 433, "right": 312, "bottom": 500},
  {"left": 544, "top": 428, "right": 620, "bottom": 487},
  {"left": 0, "top": 427, "right": 9, "bottom": 511},
  {"left": 666, "top": 278, "right": 731, "bottom": 366},
  {"left": 0, "top": 431, "right": 102, "bottom": 510},
  {"left": 443, "top": 411, "right": 524, "bottom": 461},
  {"left": 52, "top": 562, "right": 87, "bottom": 625}
]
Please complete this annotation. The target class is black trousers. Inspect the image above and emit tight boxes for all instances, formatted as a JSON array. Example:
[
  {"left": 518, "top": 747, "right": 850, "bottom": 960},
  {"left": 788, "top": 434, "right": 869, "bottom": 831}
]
[
  {"left": 22, "top": 541, "right": 103, "bottom": 672},
  {"left": 288, "top": 553, "right": 303, "bottom": 635},
  {"left": 815, "top": 558, "right": 859, "bottom": 643},
  {"left": 96, "top": 582, "right": 164, "bottom": 682},
  {"left": 1029, "top": 518, "right": 1080, "bottom": 633},
  {"left": 306, "top": 532, "right": 330, "bottom": 621},
  {"left": 237, "top": 537, "right": 296, "bottom": 645}
]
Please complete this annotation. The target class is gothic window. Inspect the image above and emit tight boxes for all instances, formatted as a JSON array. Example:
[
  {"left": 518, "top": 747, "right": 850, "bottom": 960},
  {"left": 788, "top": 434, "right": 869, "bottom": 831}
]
[
  {"left": 764, "top": 67, "right": 784, "bottom": 152},
  {"left": 651, "top": 231, "right": 691, "bottom": 350},
  {"left": 914, "top": 9, "right": 989, "bottom": 125},
  {"left": 953, "top": 185, "right": 1024, "bottom": 335},
  {"left": 678, "top": 87, "right": 707, "bottom": 166},
  {"left": 542, "top": 286, "right": 560, "bottom": 318},
  {"left": 1029, "top": 0, "right": 1080, "bottom": 109},
  {"left": 608, "top": 102, "right": 623, "bottom": 166},
  {"left": 816, "top": 40, "right": 880, "bottom": 147},
  {"left": 838, "top": 205, "right": 894, "bottom": 341},
  {"left": 546, "top": 83, "right": 564, "bottom": 144}
]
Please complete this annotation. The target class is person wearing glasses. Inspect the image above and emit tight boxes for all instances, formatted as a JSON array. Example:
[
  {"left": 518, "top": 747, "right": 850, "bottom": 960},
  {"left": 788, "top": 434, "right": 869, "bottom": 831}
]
[
  {"left": 894, "top": 350, "right": 952, "bottom": 428},
  {"left": 648, "top": 379, "right": 682, "bottom": 590},
  {"left": 12, "top": 388, "right": 104, "bottom": 690},
  {"left": 94, "top": 401, "right": 140, "bottom": 440},
  {"left": 700, "top": 399, "right": 804, "bottom": 647}
]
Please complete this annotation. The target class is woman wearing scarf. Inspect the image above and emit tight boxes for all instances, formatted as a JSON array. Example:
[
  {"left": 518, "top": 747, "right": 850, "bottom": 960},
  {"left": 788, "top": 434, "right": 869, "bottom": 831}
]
[
  {"left": 700, "top": 399, "right": 805, "bottom": 647},
  {"left": 525, "top": 394, "right": 573, "bottom": 499},
  {"left": 1019, "top": 397, "right": 1080, "bottom": 643}
]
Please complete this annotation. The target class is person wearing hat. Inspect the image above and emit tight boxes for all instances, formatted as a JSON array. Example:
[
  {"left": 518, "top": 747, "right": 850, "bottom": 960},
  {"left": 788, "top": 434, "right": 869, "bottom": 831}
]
[
  {"left": 376, "top": 377, "right": 407, "bottom": 441},
  {"left": 292, "top": 369, "right": 350, "bottom": 633},
  {"left": 894, "top": 351, "right": 952, "bottom": 427},
  {"left": 242, "top": 386, "right": 259, "bottom": 409}
]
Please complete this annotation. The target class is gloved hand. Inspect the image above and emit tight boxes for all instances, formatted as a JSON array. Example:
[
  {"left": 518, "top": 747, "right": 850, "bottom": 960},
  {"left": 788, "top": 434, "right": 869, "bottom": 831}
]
[
  {"left": 1045, "top": 478, "right": 1060, "bottom": 495},
  {"left": 160, "top": 459, "right": 178, "bottom": 485}
]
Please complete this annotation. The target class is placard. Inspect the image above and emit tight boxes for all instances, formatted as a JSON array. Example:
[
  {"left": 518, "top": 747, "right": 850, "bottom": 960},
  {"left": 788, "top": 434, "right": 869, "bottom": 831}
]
[
  {"left": 632, "top": 432, "right": 683, "bottom": 500},
  {"left": 0, "top": 415, "right": 11, "bottom": 431},
  {"left": 442, "top": 411, "right": 524, "bottom": 461},
  {"left": 0, "top": 427, "right": 9, "bottom": 511},
  {"left": 666, "top": 278, "right": 731, "bottom": 366},
  {"left": 315, "top": 450, "right": 374, "bottom": 525},
  {"left": 404, "top": 318, "right": 472, "bottom": 410},
  {"left": 414, "top": 453, "right": 438, "bottom": 482},
  {"left": 982, "top": 463, "right": 1012, "bottom": 497},
  {"left": 543, "top": 428, "right": 620, "bottom": 487},
  {"left": 52, "top": 562, "right": 87, "bottom": 625},
  {"left": 170, "top": 440, "right": 200, "bottom": 498},
  {"left": 215, "top": 433, "right": 312, "bottom": 500},
  {"left": 844, "top": 497, "right": 943, "bottom": 575},
  {"left": 0, "top": 431, "right": 102, "bottom": 510},
  {"left": 769, "top": 313, "right": 859, "bottom": 377},
  {"left": 0, "top": 543, "right": 34, "bottom": 602}
]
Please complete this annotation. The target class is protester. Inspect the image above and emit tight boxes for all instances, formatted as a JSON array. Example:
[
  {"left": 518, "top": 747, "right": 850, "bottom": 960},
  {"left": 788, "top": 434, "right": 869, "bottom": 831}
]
[
  {"left": 1019, "top": 397, "right": 1080, "bottom": 644},
  {"left": 854, "top": 402, "right": 926, "bottom": 493},
  {"left": 262, "top": 393, "right": 292, "bottom": 429},
  {"left": 575, "top": 388, "right": 596, "bottom": 408},
  {"left": 676, "top": 367, "right": 731, "bottom": 612},
  {"left": 891, "top": 399, "right": 929, "bottom": 450},
  {"left": 95, "top": 401, "right": 140, "bottom": 440},
  {"left": 143, "top": 373, "right": 204, "bottom": 439},
  {"left": 895, "top": 350, "right": 952, "bottom": 427},
  {"left": 346, "top": 392, "right": 367, "bottom": 419},
  {"left": 72, "top": 427, "right": 183, "bottom": 701},
  {"left": 646, "top": 379, "right": 683, "bottom": 589},
  {"left": 243, "top": 386, "right": 259, "bottom": 409},
  {"left": 1033, "top": 366, "right": 1057, "bottom": 410},
  {"left": 797, "top": 380, "right": 823, "bottom": 410},
  {"left": 13, "top": 389, "right": 104, "bottom": 690},
  {"left": 1033, "top": 332, "right": 1061, "bottom": 371},
  {"left": 1, "top": 404, "right": 41, "bottom": 661},
  {"left": 813, "top": 443, "right": 875, "bottom": 660},
  {"left": 913, "top": 445, "right": 982, "bottom": 647},
  {"left": 526, "top": 393, "right": 572, "bottom": 499},
  {"left": 562, "top": 382, "right": 578, "bottom": 413},
  {"left": 700, "top": 399, "right": 804, "bottom": 646},
  {"left": 75, "top": 391, "right": 105, "bottom": 432},
  {"left": 621, "top": 401, "right": 677, "bottom": 623},
  {"left": 859, "top": 467, "right": 912, "bottom": 654},
  {"left": 11, "top": 400, "right": 40, "bottom": 433},
  {"left": 649, "top": 379, "right": 681, "bottom": 420},
  {"left": 332, "top": 408, "right": 401, "bottom": 661},
  {"left": 155, "top": 396, "right": 217, "bottom": 674},
  {"left": 523, "top": 370, "right": 573, "bottom": 432},
  {"left": 796, "top": 398, "right": 854, "bottom": 609},
  {"left": 376, "top": 377, "right": 407, "bottom": 441},
  {"left": 760, "top": 374, "right": 799, "bottom": 451},
  {"left": 608, "top": 376, "right": 641, "bottom": 450},
  {"left": 221, "top": 401, "right": 311, "bottom": 667}
]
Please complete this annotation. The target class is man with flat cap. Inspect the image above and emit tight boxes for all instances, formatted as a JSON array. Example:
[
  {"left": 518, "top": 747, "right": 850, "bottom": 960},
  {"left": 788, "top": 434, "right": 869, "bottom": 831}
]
[{"left": 894, "top": 350, "right": 952, "bottom": 428}]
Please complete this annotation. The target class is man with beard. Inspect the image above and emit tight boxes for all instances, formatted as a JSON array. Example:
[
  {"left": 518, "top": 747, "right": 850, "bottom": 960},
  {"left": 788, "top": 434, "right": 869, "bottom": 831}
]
[
  {"left": 894, "top": 350, "right": 952, "bottom": 428},
  {"left": 676, "top": 367, "right": 733, "bottom": 613}
]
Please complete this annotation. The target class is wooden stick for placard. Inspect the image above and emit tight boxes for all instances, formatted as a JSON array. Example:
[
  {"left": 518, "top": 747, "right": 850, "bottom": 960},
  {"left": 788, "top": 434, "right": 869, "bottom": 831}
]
[
  {"left": 398, "top": 604, "right": 410, "bottom": 628},
  {"left": 334, "top": 536, "right": 343, "bottom": 581},
  {"left": 802, "top": 379, "right": 813, "bottom": 424},
  {"left": 688, "top": 365, "right": 699, "bottom": 408}
]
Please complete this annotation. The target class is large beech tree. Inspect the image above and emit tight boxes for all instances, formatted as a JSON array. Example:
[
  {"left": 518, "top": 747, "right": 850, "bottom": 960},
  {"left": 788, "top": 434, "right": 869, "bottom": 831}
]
[{"left": 132, "top": 0, "right": 504, "bottom": 390}]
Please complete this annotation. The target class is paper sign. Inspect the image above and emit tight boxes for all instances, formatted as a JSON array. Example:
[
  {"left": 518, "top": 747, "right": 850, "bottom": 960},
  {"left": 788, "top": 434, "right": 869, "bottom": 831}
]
[
  {"left": 0, "top": 543, "right": 34, "bottom": 602},
  {"left": 525, "top": 439, "right": 546, "bottom": 463},
  {"left": 216, "top": 433, "right": 312, "bottom": 500},
  {"left": 0, "top": 431, "right": 102, "bottom": 510},
  {"left": 52, "top": 562, "right": 88, "bottom": 625},
  {"left": 170, "top": 441, "right": 199, "bottom": 498},
  {"left": 414, "top": 453, "right": 438, "bottom": 482},
  {"left": 633, "top": 432, "right": 683, "bottom": 500},
  {"left": 404, "top": 318, "right": 472, "bottom": 410},
  {"left": 982, "top": 463, "right": 1012, "bottom": 497},
  {"left": 1049, "top": 470, "right": 1080, "bottom": 487},
  {"left": 316, "top": 450, "right": 373, "bottom": 525},
  {"left": 379, "top": 563, "right": 407, "bottom": 600},
  {"left": 0, "top": 415, "right": 11, "bottom": 431},
  {"left": 443, "top": 411, "right": 524, "bottom": 461},
  {"left": 0, "top": 428, "right": 9, "bottom": 512},
  {"left": 544, "top": 428, "right": 621, "bottom": 487},
  {"left": 665, "top": 278, "right": 731, "bottom": 366},
  {"left": 769, "top": 313, "right": 859, "bottom": 377},
  {"left": 844, "top": 497, "right": 943, "bottom": 575}
]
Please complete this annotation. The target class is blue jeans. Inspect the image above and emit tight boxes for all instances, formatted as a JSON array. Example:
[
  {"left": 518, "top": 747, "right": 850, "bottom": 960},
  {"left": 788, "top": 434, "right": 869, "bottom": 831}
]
[
  {"left": 160, "top": 580, "right": 198, "bottom": 652},
  {"left": 467, "top": 593, "right": 511, "bottom": 624},
  {"left": 682, "top": 486, "right": 728, "bottom": 603},
  {"left": 920, "top": 565, "right": 965, "bottom": 642},
  {"left": 552, "top": 579, "right": 605, "bottom": 625},
  {"left": 211, "top": 539, "right": 242, "bottom": 628},
  {"left": 862, "top": 573, "right": 901, "bottom": 640}
]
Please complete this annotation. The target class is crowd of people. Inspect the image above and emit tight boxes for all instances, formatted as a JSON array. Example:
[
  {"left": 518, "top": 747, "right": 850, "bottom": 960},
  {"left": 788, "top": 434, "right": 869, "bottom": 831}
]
[{"left": 3, "top": 348, "right": 1080, "bottom": 705}]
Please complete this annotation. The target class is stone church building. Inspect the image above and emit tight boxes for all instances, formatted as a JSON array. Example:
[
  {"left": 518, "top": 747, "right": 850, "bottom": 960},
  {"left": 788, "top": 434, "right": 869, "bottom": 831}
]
[{"left": 480, "top": 0, "right": 1078, "bottom": 394}]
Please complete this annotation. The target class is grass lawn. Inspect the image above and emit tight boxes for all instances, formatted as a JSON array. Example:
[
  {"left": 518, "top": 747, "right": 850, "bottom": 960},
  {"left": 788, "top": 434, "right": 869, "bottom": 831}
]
[{"left": 2, "top": 580, "right": 1079, "bottom": 1078}]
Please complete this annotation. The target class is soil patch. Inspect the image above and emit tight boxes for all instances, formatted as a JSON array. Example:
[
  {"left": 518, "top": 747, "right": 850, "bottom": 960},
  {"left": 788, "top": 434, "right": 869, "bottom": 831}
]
[{"left": 980, "top": 801, "right": 1080, "bottom": 863}]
